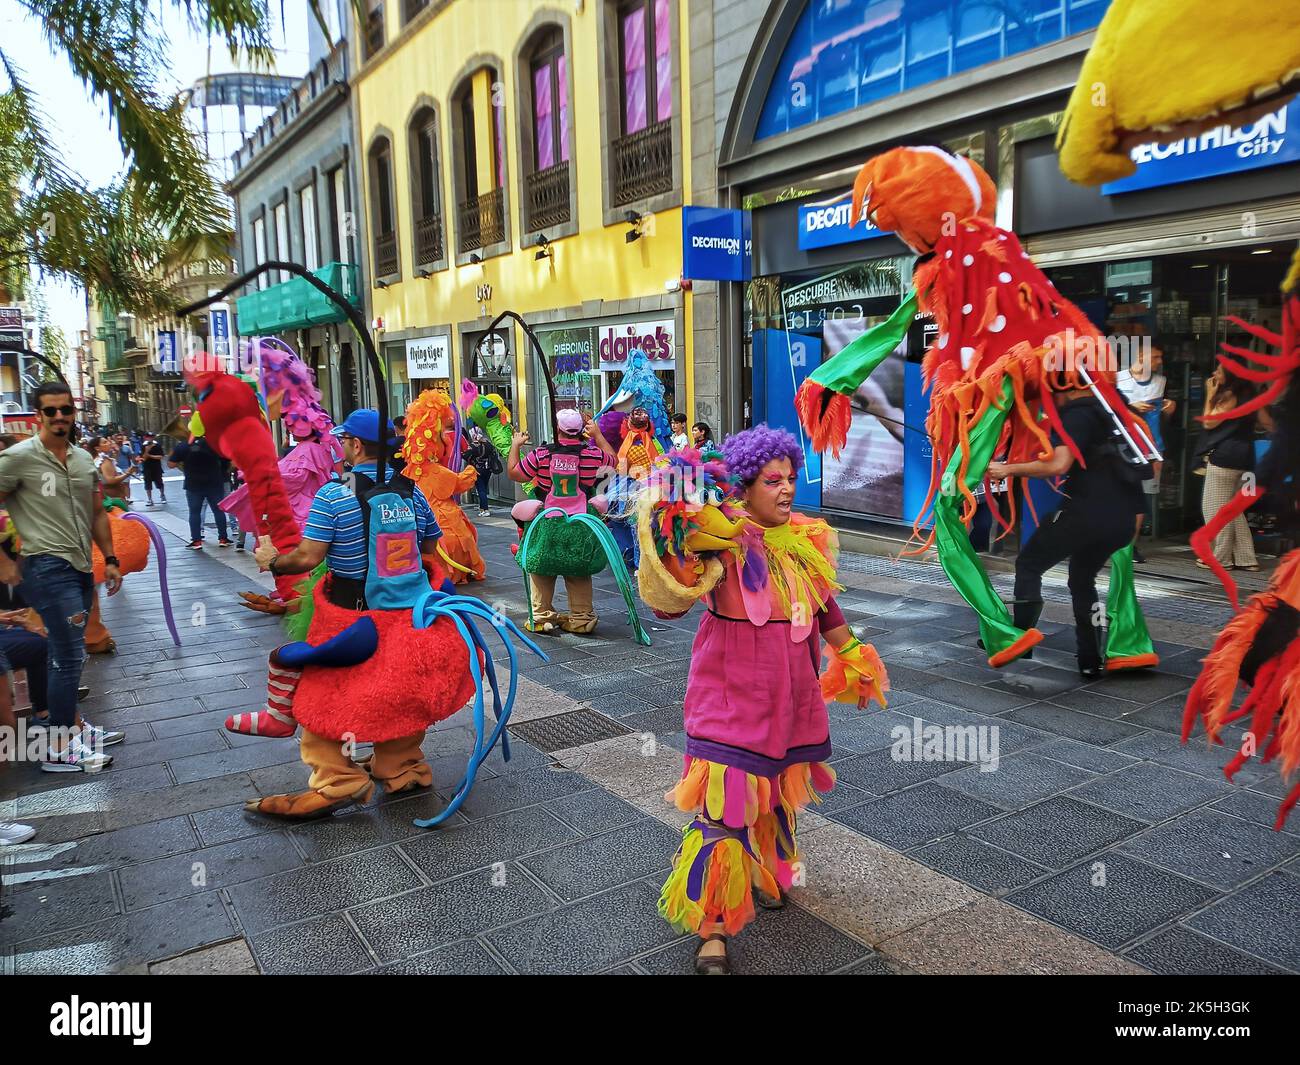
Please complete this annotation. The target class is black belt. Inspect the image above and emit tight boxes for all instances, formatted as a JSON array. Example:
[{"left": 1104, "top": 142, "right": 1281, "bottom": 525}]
[{"left": 326, "top": 575, "right": 368, "bottom": 611}]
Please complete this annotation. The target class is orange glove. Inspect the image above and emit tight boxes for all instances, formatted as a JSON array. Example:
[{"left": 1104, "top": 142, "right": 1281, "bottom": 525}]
[
  {"left": 821, "top": 636, "right": 889, "bottom": 709},
  {"left": 455, "top": 466, "right": 478, "bottom": 493}
]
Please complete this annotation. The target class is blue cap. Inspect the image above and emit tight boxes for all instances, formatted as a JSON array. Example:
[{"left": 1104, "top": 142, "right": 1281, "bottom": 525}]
[{"left": 331, "top": 409, "right": 396, "bottom": 444}]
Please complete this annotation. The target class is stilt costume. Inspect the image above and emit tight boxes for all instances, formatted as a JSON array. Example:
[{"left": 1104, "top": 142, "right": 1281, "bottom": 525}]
[
  {"left": 637, "top": 427, "right": 887, "bottom": 939},
  {"left": 795, "top": 146, "right": 1160, "bottom": 670},
  {"left": 1053, "top": 0, "right": 1300, "bottom": 826}
]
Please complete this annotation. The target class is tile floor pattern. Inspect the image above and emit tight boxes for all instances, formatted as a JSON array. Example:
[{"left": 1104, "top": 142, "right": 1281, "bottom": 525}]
[{"left": 1, "top": 513, "right": 1297, "bottom": 975}]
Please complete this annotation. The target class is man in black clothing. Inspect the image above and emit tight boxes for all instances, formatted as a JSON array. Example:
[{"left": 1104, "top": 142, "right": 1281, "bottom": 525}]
[
  {"left": 168, "top": 436, "right": 232, "bottom": 549},
  {"left": 140, "top": 433, "right": 167, "bottom": 506},
  {"left": 987, "top": 386, "right": 1147, "bottom": 677}
]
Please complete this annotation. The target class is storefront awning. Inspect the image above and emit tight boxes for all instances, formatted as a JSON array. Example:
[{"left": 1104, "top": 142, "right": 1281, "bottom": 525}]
[{"left": 235, "top": 261, "right": 360, "bottom": 336}]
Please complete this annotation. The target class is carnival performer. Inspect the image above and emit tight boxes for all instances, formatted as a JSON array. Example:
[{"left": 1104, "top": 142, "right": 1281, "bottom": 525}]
[
  {"left": 637, "top": 426, "right": 887, "bottom": 974},
  {"left": 235, "top": 408, "right": 476, "bottom": 815},
  {"left": 401, "top": 388, "right": 485, "bottom": 582},
  {"left": 508, "top": 408, "right": 618, "bottom": 635},
  {"left": 794, "top": 145, "right": 1159, "bottom": 670}
]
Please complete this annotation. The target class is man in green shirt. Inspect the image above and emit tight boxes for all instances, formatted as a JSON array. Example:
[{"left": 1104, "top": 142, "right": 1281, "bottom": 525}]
[{"left": 0, "top": 382, "right": 123, "bottom": 771}]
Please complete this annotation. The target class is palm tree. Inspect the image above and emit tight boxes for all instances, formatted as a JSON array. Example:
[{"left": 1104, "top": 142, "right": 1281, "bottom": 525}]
[{"left": 0, "top": 1, "right": 278, "bottom": 316}]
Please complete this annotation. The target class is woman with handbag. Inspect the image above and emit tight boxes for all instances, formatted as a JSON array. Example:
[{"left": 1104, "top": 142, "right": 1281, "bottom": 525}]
[{"left": 1199, "top": 368, "right": 1261, "bottom": 571}]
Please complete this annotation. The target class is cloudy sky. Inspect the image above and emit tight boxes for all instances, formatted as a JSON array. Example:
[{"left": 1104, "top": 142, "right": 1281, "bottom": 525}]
[{"left": 3, "top": 3, "right": 311, "bottom": 344}]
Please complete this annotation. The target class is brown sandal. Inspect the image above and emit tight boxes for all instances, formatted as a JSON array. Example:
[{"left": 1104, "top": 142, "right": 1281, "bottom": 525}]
[{"left": 695, "top": 934, "right": 730, "bottom": 975}]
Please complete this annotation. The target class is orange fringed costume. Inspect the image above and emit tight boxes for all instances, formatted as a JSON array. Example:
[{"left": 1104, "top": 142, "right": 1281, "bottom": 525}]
[{"left": 402, "top": 390, "right": 485, "bottom": 583}]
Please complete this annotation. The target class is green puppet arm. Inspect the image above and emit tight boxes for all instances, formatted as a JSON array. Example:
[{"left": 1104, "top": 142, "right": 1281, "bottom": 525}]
[{"left": 795, "top": 289, "right": 918, "bottom": 458}]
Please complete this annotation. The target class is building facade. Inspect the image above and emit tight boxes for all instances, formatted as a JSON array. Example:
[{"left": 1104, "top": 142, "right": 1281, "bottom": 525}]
[
  {"left": 352, "top": 0, "right": 696, "bottom": 498},
  {"left": 230, "top": 37, "right": 372, "bottom": 420},
  {"left": 701, "top": 0, "right": 1300, "bottom": 537}
]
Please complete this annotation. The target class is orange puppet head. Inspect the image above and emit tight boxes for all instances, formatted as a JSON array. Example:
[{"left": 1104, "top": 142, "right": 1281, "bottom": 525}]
[
  {"left": 850, "top": 146, "right": 996, "bottom": 254},
  {"left": 402, "top": 389, "right": 455, "bottom": 480}
]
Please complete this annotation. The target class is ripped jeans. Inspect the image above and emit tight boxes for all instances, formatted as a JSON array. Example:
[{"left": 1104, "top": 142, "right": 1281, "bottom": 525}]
[{"left": 20, "top": 555, "right": 93, "bottom": 728}]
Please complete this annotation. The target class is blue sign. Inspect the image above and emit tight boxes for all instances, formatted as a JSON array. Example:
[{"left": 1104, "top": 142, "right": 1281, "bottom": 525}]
[
  {"left": 797, "top": 197, "right": 890, "bottom": 250},
  {"left": 1103, "top": 100, "right": 1300, "bottom": 195},
  {"left": 209, "top": 307, "right": 231, "bottom": 369},
  {"left": 157, "top": 330, "right": 177, "bottom": 374},
  {"left": 901, "top": 360, "right": 933, "bottom": 528},
  {"left": 682, "top": 206, "right": 751, "bottom": 281},
  {"left": 752, "top": 328, "right": 822, "bottom": 510}
]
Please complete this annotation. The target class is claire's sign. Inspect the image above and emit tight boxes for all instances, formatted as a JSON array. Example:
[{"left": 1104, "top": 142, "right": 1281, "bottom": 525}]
[{"left": 596, "top": 319, "right": 675, "bottom": 371}]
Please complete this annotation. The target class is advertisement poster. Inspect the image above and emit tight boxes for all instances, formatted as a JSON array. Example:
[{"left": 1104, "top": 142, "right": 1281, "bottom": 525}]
[{"left": 819, "top": 313, "right": 906, "bottom": 520}]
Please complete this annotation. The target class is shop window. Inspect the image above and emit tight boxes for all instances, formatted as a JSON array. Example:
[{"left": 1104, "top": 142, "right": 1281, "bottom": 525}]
[
  {"left": 518, "top": 25, "right": 575, "bottom": 234},
  {"left": 756, "top": 0, "right": 1115, "bottom": 139},
  {"left": 407, "top": 105, "right": 446, "bottom": 268},
  {"left": 368, "top": 136, "right": 399, "bottom": 281}
]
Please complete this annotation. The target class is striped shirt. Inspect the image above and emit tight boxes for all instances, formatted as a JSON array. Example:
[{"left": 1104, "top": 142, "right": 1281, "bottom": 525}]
[
  {"left": 302, "top": 463, "right": 440, "bottom": 578},
  {"left": 518, "top": 442, "right": 608, "bottom": 495}
]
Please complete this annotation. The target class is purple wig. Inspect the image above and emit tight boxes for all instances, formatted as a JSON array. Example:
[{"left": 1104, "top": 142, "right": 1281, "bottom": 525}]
[
  {"left": 598, "top": 409, "right": 628, "bottom": 450},
  {"left": 721, "top": 423, "right": 804, "bottom": 487}
]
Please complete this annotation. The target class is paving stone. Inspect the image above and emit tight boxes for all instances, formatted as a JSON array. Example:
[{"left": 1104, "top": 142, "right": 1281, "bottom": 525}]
[
  {"left": 519, "top": 819, "right": 681, "bottom": 901},
  {"left": 637, "top": 902, "right": 872, "bottom": 975},
  {"left": 11, "top": 893, "right": 236, "bottom": 975},
  {"left": 1209, "top": 790, "right": 1300, "bottom": 836},
  {"left": 1048, "top": 687, "right": 1148, "bottom": 720},
  {"left": 829, "top": 710, "right": 912, "bottom": 756},
  {"left": 1007, "top": 853, "right": 1218, "bottom": 951},
  {"left": 903, "top": 676, "right": 1029, "bottom": 715},
  {"left": 484, "top": 878, "right": 680, "bottom": 974},
  {"left": 1031, "top": 737, "right": 1141, "bottom": 774},
  {"left": 120, "top": 831, "right": 304, "bottom": 910},
  {"left": 839, "top": 953, "right": 912, "bottom": 974},
  {"left": 198, "top": 687, "right": 269, "bottom": 713},
  {"left": 457, "top": 764, "right": 595, "bottom": 819},
  {"left": 0, "top": 870, "right": 119, "bottom": 945},
  {"left": 101, "top": 774, "right": 262, "bottom": 831},
  {"left": 1125, "top": 925, "right": 1288, "bottom": 975},
  {"left": 1078, "top": 671, "right": 1192, "bottom": 704},
  {"left": 228, "top": 848, "right": 423, "bottom": 936},
  {"left": 399, "top": 806, "right": 580, "bottom": 882},
  {"left": 970, "top": 796, "right": 1147, "bottom": 868},
  {"left": 349, "top": 864, "right": 553, "bottom": 962},
  {"left": 192, "top": 803, "right": 282, "bottom": 847},
  {"left": 1108, "top": 730, "right": 1246, "bottom": 781},
  {"left": 987, "top": 668, "right": 1086, "bottom": 701},
  {"left": 545, "top": 789, "right": 646, "bottom": 836},
  {"left": 1188, "top": 873, "right": 1300, "bottom": 972},
  {"left": 893, "top": 702, "right": 1051, "bottom": 755},
  {"left": 1119, "top": 808, "right": 1300, "bottom": 889},
  {"left": 1, "top": 816, "right": 198, "bottom": 888},
  {"left": 249, "top": 914, "right": 373, "bottom": 975},
  {"left": 937, "top": 752, "right": 1096, "bottom": 809},
  {"left": 1069, "top": 762, "right": 1230, "bottom": 823},
  {"left": 97, "top": 729, "right": 230, "bottom": 771},
  {"left": 831, "top": 784, "right": 1002, "bottom": 851},
  {"left": 910, "top": 835, "right": 1050, "bottom": 895},
  {"left": 148, "top": 709, "right": 244, "bottom": 739},
  {"left": 168, "top": 739, "right": 304, "bottom": 784},
  {"left": 149, "top": 938, "right": 259, "bottom": 975},
  {"left": 369, "top": 939, "right": 507, "bottom": 974},
  {"left": 813, "top": 780, "right": 875, "bottom": 815},
  {"left": 831, "top": 746, "right": 970, "bottom": 796},
  {"left": 1002, "top": 702, "right": 1146, "bottom": 746}
]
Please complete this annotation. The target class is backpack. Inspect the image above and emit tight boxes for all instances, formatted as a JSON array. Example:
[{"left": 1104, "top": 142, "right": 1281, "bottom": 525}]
[
  {"left": 349, "top": 471, "right": 429, "bottom": 610},
  {"left": 1085, "top": 401, "right": 1154, "bottom": 488},
  {"left": 542, "top": 441, "right": 590, "bottom": 516}
]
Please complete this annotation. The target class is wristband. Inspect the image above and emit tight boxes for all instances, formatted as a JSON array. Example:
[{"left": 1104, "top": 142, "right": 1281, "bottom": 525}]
[
  {"left": 268, "top": 554, "right": 281, "bottom": 577},
  {"left": 103, "top": 555, "right": 120, "bottom": 568}
]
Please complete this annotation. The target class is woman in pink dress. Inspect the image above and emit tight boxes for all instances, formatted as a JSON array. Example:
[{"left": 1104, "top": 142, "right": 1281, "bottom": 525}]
[{"left": 636, "top": 425, "right": 888, "bottom": 974}]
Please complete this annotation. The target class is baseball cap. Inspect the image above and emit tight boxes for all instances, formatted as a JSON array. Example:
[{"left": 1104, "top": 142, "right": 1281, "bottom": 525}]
[
  {"left": 556, "top": 408, "right": 585, "bottom": 435},
  {"left": 331, "top": 409, "right": 397, "bottom": 444}
]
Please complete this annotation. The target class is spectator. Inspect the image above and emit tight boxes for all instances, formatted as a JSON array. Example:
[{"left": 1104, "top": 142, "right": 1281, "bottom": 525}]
[
  {"left": 1198, "top": 368, "right": 1263, "bottom": 571},
  {"left": 112, "top": 431, "right": 136, "bottom": 500},
  {"left": 1117, "top": 343, "right": 1175, "bottom": 560},
  {"left": 0, "top": 381, "right": 122, "bottom": 771},
  {"left": 464, "top": 424, "right": 501, "bottom": 517},
  {"left": 168, "top": 435, "right": 232, "bottom": 550},
  {"left": 90, "top": 435, "right": 135, "bottom": 505},
  {"left": 670, "top": 413, "right": 689, "bottom": 451},
  {"left": 140, "top": 433, "right": 167, "bottom": 506},
  {"left": 692, "top": 422, "right": 715, "bottom": 450}
]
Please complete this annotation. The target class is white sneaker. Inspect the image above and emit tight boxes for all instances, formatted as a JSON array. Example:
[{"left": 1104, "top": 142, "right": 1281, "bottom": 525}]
[
  {"left": 479, "top": 509, "right": 491, "bottom": 517},
  {"left": 0, "top": 822, "right": 36, "bottom": 845},
  {"left": 80, "top": 719, "right": 125, "bottom": 747},
  {"left": 42, "top": 735, "right": 113, "bottom": 773}
]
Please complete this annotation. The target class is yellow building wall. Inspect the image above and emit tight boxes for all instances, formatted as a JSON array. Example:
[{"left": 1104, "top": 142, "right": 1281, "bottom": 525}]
[{"left": 353, "top": 0, "right": 693, "bottom": 432}]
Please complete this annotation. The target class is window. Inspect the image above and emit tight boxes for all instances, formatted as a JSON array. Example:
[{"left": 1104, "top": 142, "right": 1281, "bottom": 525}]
[
  {"left": 452, "top": 69, "right": 507, "bottom": 256},
  {"left": 408, "top": 106, "right": 445, "bottom": 266},
  {"left": 369, "top": 138, "right": 399, "bottom": 279},
  {"left": 460, "top": 92, "right": 479, "bottom": 202},
  {"left": 618, "top": 0, "right": 671, "bottom": 135},
  {"left": 364, "top": 1, "right": 385, "bottom": 60},
  {"left": 272, "top": 200, "right": 290, "bottom": 282},
  {"left": 328, "top": 166, "right": 353, "bottom": 263},
  {"left": 521, "top": 27, "right": 574, "bottom": 232},
  {"left": 252, "top": 216, "right": 268, "bottom": 289},
  {"left": 402, "top": 0, "right": 428, "bottom": 24},
  {"left": 299, "top": 184, "right": 319, "bottom": 271},
  {"left": 530, "top": 32, "right": 569, "bottom": 171}
]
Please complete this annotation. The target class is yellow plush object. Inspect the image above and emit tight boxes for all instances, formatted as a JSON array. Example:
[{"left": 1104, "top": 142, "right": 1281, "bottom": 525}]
[
  {"left": 682, "top": 504, "right": 748, "bottom": 556},
  {"left": 1057, "top": 0, "right": 1300, "bottom": 186},
  {"left": 634, "top": 496, "right": 726, "bottom": 616},
  {"left": 851, "top": 145, "right": 996, "bottom": 253}
]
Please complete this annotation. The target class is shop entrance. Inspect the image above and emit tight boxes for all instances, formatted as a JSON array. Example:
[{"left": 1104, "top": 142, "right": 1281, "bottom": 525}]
[{"left": 465, "top": 328, "right": 515, "bottom": 502}]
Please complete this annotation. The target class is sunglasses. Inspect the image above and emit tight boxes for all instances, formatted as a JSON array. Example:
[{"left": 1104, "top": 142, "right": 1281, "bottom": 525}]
[{"left": 41, "top": 405, "right": 76, "bottom": 417}]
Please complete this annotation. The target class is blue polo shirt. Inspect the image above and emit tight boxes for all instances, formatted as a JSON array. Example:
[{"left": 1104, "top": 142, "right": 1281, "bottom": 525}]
[{"left": 302, "top": 463, "right": 440, "bottom": 578}]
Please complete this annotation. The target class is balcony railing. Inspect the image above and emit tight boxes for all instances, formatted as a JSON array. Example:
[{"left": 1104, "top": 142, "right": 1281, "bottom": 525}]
[
  {"left": 364, "top": 8, "right": 385, "bottom": 60},
  {"left": 525, "top": 161, "right": 571, "bottom": 232},
  {"left": 414, "top": 213, "right": 444, "bottom": 265},
  {"left": 456, "top": 188, "right": 506, "bottom": 254},
  {"left": 374, "top": 232, "right": 399, "bottom": 278},
  {"left": 611, "top": 118, "right": 673, "bottom": 206}
]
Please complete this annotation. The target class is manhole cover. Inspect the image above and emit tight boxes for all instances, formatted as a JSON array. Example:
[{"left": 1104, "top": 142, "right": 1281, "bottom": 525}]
[{"left": 510, "top": 708, "right": 634, "bottom": 753}]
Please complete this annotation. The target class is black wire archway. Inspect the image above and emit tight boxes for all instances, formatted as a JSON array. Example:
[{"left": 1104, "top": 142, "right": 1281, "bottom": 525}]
[
  {"left": 173, "top": 260, "right": 390, "bottom": 484},
  {"left": 477, "top": 309, "right": 560, "bottom": 442}
]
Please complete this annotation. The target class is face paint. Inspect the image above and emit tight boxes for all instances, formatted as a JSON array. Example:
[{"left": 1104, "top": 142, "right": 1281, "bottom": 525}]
[{"left": 744, "top": 457, "right": 795, "bottom": 528}]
